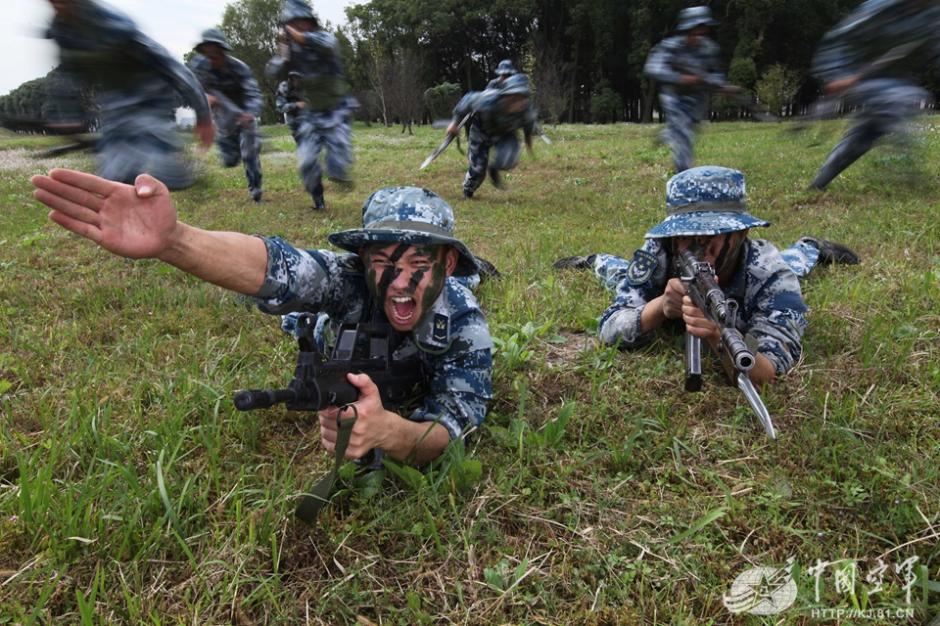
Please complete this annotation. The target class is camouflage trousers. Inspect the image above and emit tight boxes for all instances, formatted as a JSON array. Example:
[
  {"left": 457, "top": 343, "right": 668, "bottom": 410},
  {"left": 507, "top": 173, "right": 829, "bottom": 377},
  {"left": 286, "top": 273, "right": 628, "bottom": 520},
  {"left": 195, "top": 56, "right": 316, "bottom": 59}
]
[
  {"left": 463, "top": 125, "right": 522, "bottom": 194},
  {"left": 591, "top": 239, "right": 820, "bottom": 289},
  {"left": 216, "top": 118, "right": 262, "bottom": 193},
  {"left": 296, "top": 112, "right": 354, "bottom": 199},
  {"left": 811, "top": 78, "right": 928, "bottom": 189},
  {"left": 659, "top": 91, "right": 707, "bottom": 173},
  {"left": 96, "top": 90, "right": 194, "bottom": 190}
]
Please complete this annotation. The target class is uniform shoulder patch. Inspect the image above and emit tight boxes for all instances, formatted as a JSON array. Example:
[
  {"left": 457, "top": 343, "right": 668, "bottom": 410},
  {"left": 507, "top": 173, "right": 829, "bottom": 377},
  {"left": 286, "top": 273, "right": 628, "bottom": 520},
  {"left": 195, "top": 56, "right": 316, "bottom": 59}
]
[
  {"left": 432, "top": 313, "right": 449, "bottom": 344},
  {"left": 627, "top": 249, "right": 659, "bottom": 286}
]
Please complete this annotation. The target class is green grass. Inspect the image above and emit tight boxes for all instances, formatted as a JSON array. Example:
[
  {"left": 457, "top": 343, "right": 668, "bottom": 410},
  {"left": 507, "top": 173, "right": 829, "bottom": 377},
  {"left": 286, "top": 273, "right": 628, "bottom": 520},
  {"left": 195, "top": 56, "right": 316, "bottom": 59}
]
[{"left": 1, "top": 119, "right": 938, "bottom": 624}]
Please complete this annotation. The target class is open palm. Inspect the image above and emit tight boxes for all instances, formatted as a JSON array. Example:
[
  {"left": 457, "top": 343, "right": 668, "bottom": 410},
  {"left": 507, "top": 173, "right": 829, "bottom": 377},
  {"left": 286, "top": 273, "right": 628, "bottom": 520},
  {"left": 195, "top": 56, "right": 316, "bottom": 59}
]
[{"left": 32, "top": 169, "right": 177, "bottom": 259}]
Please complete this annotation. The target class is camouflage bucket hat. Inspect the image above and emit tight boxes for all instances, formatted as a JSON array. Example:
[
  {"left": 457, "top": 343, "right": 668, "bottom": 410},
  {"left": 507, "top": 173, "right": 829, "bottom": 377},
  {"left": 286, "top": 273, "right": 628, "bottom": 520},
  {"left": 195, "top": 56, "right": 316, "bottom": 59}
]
[
  {"left": 495, "top": 59, "right": 516, "bottom": 77},
  {"left": 677, "top": 6, "right": 718, "bottom": 31},
  {"left": 280, "top": 0, "right": 317, "bottom": 23},
  {"left": 197, "top": 28, "right": 232, "bottom": 51},
  {"left": 329, "top": 187, "right": 480, "bottom": 277},
  {"left": 645, "top": 166, "right": 770, "bottom": 239},
  {"left": 500, "top": 73, "right": 530, "bottom": 97}
]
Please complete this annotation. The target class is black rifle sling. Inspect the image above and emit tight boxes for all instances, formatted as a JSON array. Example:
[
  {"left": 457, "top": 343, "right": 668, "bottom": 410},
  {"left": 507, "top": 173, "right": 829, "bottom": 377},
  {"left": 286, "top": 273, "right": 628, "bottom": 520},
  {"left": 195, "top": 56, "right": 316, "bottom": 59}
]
[{"left": 295, "top": 406, "right": 358, "bottom": 525}]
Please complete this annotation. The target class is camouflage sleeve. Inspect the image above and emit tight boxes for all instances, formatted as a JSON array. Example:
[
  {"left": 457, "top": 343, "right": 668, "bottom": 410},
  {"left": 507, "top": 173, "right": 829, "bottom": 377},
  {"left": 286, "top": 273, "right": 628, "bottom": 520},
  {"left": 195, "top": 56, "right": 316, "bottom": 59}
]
[
  {"left": 644, "top": 39, "right": 681, "bottom": 85},
  {"left": 409, "top": 311, "right": 493, "bottom": 440},
  {"left": 452, "top": 92, "right": 482, "bottom": 121},
  {"left": 742, "top": 241, "right": 808, "bottom": 376},
  {"left": 130, "top": 33, "right": 211, "bottom": 122},
  {"left": 703, "top": 41, "right": 727, "bottom": 89},
  {"left": 597, "top": 240, "right": 669, "bottom": 348},
  {"left": 251, "top": 236, "right": 362, "bottom": 319},
  {"left": 301, "top": 30, "right": 340, "bottom": 56},
  {"left": 237, "top": 61, "right": 263, "bottom": 116},
  {"left": 275, "top": 82, "right": 298, "bottom": 113},
  {"left": 811, "top": 0, "right": 886, "bottom": 83}
]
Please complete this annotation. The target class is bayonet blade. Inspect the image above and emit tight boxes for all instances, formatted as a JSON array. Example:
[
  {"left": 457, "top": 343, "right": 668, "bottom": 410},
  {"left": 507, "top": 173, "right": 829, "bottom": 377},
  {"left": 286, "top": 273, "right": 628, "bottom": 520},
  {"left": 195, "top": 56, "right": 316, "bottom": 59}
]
[{"left": 737, "top": 373, "right": 776, "bottom": 440}]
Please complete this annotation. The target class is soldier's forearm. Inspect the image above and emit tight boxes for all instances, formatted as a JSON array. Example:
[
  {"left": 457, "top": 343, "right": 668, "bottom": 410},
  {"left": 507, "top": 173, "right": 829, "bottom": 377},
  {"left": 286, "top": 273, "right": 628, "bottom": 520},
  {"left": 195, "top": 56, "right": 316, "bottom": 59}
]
[
  {"left": 384, "top": 417, "right": 451, "bottom": 466},
  {"left": 748, "top": 353, "right": 777, "bottom": 385},
  {"left": 640, "top": 296, "right": 668, "bottom": 334},
  {"left": 158, "top": 223, "right": 269, "bottom": 296}
]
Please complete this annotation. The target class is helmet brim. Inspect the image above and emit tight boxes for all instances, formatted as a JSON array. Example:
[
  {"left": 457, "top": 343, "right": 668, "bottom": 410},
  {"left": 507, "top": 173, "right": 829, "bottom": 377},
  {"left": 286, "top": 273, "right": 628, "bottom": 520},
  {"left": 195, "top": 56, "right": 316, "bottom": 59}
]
[{"left": 645, "top": 211, "right": 770, "bottom": 239}]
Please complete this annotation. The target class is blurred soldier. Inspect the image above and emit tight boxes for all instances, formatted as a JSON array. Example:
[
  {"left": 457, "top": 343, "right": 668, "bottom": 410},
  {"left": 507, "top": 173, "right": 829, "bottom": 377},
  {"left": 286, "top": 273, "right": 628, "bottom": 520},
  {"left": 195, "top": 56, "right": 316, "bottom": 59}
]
[
  {"left": 190, "top": 29, "right": 264, "bottom": 202},
  {"left": 485, "top": 59, "right": 517, "bottom": 89},
  {"left": 276, "top": 71, "right": 305, "bottom": 143},
  {"left": 32, "top": 169, "right": 493, "bottom": 468},
  {"left": 43, "top": 0, "right": 213, "bottom": 189},
  {"left": 808, "top": 0, "right": 940, "bottom": 190},
  {"left": 267, "top": 0, "right": 357, "bottom": 210},
  {"left": 554, "top": 166, "right": 859, "bottom": 383},
  {"left": 644, "top": 6, "right": 740, "bottom": 173},
  {"left": 446, "top": 73, "right": 537, "bottom": 199}
]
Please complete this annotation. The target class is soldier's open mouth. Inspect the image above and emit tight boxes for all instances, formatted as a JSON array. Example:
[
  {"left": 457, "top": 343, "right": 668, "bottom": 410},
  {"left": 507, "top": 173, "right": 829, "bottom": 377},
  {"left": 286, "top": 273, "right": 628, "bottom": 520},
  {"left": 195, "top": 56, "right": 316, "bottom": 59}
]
[{"left": 390, "top": 296, "right": 416, "bottom": 323}]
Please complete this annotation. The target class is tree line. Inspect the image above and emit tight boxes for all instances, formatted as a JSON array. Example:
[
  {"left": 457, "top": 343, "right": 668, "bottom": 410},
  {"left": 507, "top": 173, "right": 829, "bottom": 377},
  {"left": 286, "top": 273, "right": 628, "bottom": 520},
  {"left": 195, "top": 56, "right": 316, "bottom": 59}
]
[{"left": 4, "top": 0, "right": 940, "bottom": 128}]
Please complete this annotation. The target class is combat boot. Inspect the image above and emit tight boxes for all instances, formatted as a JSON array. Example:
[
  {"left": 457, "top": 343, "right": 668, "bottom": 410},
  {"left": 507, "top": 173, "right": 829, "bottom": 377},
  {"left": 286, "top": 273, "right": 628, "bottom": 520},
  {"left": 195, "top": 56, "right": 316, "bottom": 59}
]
[{"left": 801, "top": 237, "right": 860, "bottom": 265}]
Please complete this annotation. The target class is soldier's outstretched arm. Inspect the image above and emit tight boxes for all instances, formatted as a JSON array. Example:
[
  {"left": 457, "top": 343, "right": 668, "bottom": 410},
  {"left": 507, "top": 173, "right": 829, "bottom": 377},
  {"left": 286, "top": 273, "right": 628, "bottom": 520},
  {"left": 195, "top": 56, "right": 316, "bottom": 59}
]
[{"left": 31, "top": 169, "right": 268, "bottom": 295}]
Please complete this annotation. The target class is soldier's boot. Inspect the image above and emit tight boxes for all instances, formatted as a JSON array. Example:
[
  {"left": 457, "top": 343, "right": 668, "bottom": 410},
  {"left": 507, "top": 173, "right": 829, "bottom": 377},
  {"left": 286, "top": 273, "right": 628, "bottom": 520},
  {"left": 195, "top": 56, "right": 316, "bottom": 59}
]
[
  {"left": 488, "top": 167, "right": 502, "bottom": 189},
  {"left": 552, "top": 254, "right": 597, "bottom": 271},
  {"left": 312, "top": 183, "right": 326, "bottom": 211},
  {"left": 809, "top": 134, "right": 876, "bottom": 190},
  {"left": 474, "top": 257, "right": 501, "bottom": 282},
  {"left": 800, "top": 236, "right": 860, "bottom": 265},
  {"left": 463, "top": 189, "right": 474, "bottom": 199},
  {"left": 250, "top": 188, "right": 263, "bottom": 203}
]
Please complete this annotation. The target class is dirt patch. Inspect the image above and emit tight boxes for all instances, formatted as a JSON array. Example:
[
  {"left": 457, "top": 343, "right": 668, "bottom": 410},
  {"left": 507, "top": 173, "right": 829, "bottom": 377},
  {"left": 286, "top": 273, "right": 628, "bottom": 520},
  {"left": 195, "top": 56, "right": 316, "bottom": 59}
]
[
  {"left": 0, "top": 148, "right": 88, "bottom": 174},
  {"left": 541, "top": 331, "right": 597, "bottom": 369}
]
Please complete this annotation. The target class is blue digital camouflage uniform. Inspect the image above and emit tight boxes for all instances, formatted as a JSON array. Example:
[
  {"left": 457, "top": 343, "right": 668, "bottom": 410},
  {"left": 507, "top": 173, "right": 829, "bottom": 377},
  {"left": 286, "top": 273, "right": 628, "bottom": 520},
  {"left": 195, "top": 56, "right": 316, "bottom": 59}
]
[
  {"left": 644, "top": 8, "right": 726, "bottom": 172},
  {"left": 189, "top": 40, "right": 263, "bottom": 199},
  {"left": 266, "top": 0, "right": 356, "bottom": 207},
  {"left": 590, "top": 167, "right": 814, "bottom": 376},
  {"left": 275, "top": 76, "right": 304, "bottom": 142},
  {"left": 44, "top": 0, "right": 211, "bottom": 190},
  {"left": 452, "top": 74, "right": 537, "bottom": 196},
  {"left": 256, "top": 186, "right": 492, "bottom": 444},
  {"left": 809, "top": 0, "right": 940, "bottom": 189},
  {"left": 485, "top": 59, "right": 516, "bottom": 90}
]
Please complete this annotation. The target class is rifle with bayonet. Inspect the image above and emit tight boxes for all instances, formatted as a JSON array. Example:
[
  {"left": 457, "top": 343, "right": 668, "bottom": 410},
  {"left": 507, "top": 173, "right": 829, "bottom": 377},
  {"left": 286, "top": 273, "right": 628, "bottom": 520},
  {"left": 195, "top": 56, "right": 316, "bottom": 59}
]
[
  {"left": 233, "top": 313, "right": 425, "bottom": 523},
  {"left": 675, "top": 248, "right": 776, "bottom": 439},
  {"left": 1, "top": 115, "right": 99, "bottom": 158},
  {"left": 420, "top": 112, "right": 471, "bottom": 170}
]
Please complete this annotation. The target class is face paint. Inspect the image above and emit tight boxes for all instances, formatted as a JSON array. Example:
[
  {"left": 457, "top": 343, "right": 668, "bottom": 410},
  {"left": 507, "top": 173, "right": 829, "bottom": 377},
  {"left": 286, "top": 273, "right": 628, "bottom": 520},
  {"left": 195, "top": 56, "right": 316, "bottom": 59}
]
[
  {"left": 372, "top": 243, "right": 410, "bottom": 303},
  {"left": 421, "top": 253, "right": 447, "bottom": 313}
]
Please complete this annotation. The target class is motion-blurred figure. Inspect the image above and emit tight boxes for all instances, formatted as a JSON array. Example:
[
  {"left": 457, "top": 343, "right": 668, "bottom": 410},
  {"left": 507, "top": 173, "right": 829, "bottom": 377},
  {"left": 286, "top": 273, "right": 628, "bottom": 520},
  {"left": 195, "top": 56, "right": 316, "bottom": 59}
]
[
  {"left": 190, "top": 28, "right": 264, "bottom": 202},
  {"left": 267, "top": 0, "right": 357, "bottom": 210},
  {"left": 446, "top": 73, "right": 537, "bottom": 199},
  {"left": 44, "top": 0, "right": 213, "bottom": 189},
  {"left": 644, "top": 6, "right": 741, "bottom": 173},
  {"left": 808, "top": 0, "right": 940, "bottom": 190},
  {"left": 276, "top": 71, "right": 305, "bottom": 143}
]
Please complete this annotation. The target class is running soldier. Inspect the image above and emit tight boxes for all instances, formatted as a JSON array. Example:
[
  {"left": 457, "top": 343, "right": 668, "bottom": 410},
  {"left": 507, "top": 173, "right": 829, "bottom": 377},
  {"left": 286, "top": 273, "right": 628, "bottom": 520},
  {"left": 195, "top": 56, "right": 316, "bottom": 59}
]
[
  {"left": 190, "top": 29, "right": 264, "bottom": 202},
  {"left": 276, "top": 71, "right": 305, "bottom": 143}
]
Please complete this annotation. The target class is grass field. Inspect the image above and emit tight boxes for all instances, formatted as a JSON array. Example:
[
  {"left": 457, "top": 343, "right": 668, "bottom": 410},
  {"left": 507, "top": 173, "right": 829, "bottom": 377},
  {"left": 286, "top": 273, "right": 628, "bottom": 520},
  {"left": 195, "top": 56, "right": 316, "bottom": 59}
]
[{"left": 0, "top": 120, "right": 938, "bottom": 624}]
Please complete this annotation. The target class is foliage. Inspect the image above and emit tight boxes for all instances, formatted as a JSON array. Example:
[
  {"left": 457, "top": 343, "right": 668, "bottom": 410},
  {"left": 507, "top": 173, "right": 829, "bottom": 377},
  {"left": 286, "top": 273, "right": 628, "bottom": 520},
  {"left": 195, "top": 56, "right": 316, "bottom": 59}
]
[
  {"left": 756, "top": 64, "right": 802, "bottom": 117},
  {"left": 590, "top": 80, "right": 623, "bottom": 123},
  {"left": 219, "top": 0, "right": 283, "bottom": 124},
  {"left": 423, "top": 82, "right": 462, "bottom": 120}
]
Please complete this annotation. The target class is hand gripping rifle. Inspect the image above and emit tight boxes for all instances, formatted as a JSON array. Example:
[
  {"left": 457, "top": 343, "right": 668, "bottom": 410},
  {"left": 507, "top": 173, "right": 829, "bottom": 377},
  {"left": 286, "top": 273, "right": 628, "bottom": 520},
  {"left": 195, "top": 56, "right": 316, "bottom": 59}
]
[
  {"left": 233, "top": 313, "right": 425, "bottom": 523},
  {"left": 676, "top": 249, "right": 776, "bottom": 439},
  {"left": 420, "top": 112, "right": 471, "bottom": 170}
]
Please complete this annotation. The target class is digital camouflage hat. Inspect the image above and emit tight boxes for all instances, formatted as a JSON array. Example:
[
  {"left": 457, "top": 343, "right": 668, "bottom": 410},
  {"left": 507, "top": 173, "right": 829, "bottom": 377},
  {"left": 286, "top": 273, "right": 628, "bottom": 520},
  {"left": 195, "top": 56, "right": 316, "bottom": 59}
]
[
  {"left": 280, "top": 0, "right": 318, "bottom": 24},
  {"left": 196, "top": 28, "right": 232, "bottom": 52},
  {"left": 495, "top": 59, "right": 516, "bottom": 77},
  {"left": 329, "top": 187, "right": 480, "bottom": 277},
  {"left": 677, "top": 6, "right": 717, "bottom": 31},
  {"left": 644, "top": 166, "right": 771, "bottom": 239}
]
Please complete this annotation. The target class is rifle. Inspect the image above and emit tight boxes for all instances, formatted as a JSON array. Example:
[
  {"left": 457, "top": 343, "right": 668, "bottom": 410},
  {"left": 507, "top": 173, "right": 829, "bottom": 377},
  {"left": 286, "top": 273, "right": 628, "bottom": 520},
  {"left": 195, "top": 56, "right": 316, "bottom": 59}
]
[
  {"left": 233, "top": 313, "right": 425, "bottom": 523},
  {"left": 420, "top": 112, "right": 471, "bottom": 170},
  {"left": 676, "top": 248, "right": 776, "bottom": 440},
  {"left": 1, "top": 115, "right": 99, "bottom": 158}
]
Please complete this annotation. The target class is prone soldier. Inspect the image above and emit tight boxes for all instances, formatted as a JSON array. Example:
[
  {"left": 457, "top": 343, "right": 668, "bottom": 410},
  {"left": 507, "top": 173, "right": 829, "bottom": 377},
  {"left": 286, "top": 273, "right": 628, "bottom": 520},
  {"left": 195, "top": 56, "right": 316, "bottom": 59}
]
[
  {"left": 266, "top": 0, "right": 357, "bottom": 211},
  {"left": 808, "top": 0, "right": 940, "bottom": 190},
  {"left": 189, "top": 29, "right": 265, "bottom": 202},
  {"left": 644, "top": 6, "right": 740, "bottom": 173},
  {"left": 554, "top": 166, "right": 859, "bottom": 386},
  {"left": 31, "top": 168, "right": 493, "bottom": 491},
  {"left": 43, "top": 0, "right": 214, "bottom": 189},
  {"left": 445, "top": 73, "right": 537, "bottom": 199}
]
